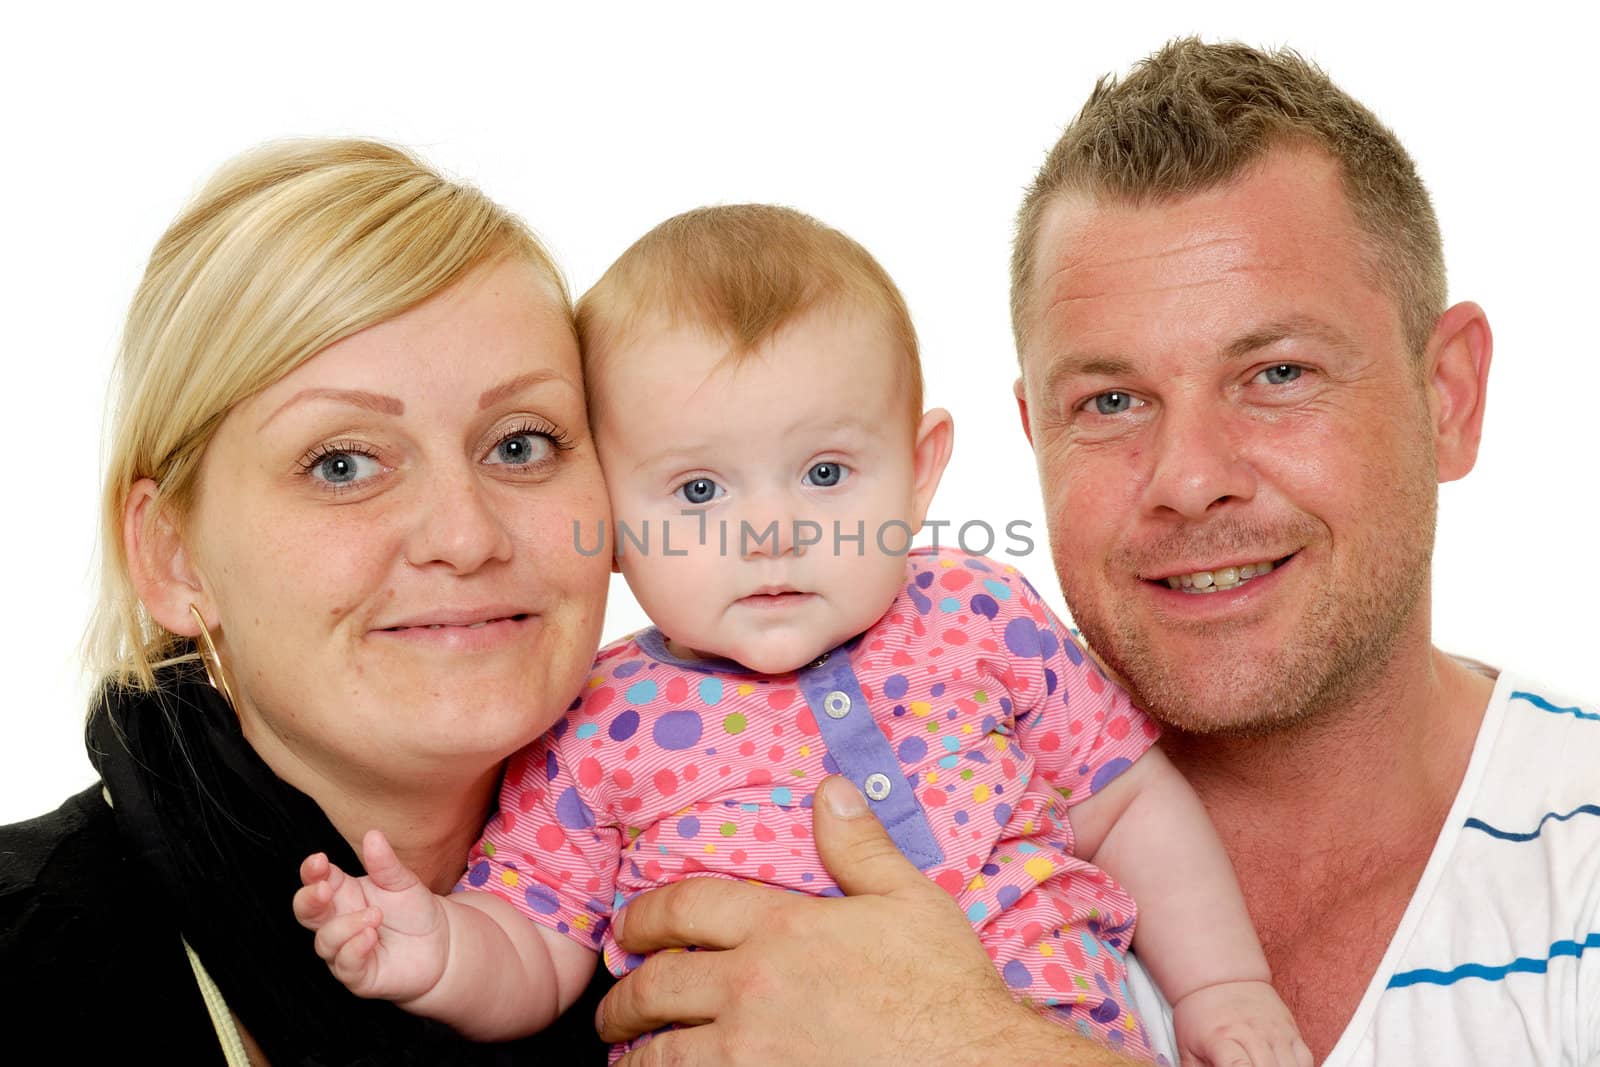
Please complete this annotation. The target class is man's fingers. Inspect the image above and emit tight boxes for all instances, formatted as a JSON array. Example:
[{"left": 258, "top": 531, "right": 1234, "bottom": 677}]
[
  {"left": 612, "top": 876, "right": 778, "bottom": 954},
  {"left": 597, "top": 949, "right": 726, "bottom": 1043},
  {"left": 613, "top": 1024, "right": 725, "bottom": 1067},
  {"left": 812, "top": 775, "right": 934, "bottom": 898},
  {"left": 360, "top": 829, "right": 420, "bottom": 895}
]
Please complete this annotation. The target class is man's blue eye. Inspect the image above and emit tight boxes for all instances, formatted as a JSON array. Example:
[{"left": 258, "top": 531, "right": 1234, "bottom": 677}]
[
  {"left": 1094, "top": 392, "right": 1134, "bottom": 415},
  {"left": 804, "top": 462, "right": 847, "bottom": 487},
  {"left": 1259, "top": 364, "right": 1303, "bottom": 386},
  {"left": 676, "top": 478, "right": 722, "bottom": 505}
]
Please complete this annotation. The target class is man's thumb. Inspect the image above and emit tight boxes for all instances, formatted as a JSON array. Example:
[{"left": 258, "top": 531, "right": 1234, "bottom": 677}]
[{"left": 813, "top": 775, "right": 927, "bottom": 897}]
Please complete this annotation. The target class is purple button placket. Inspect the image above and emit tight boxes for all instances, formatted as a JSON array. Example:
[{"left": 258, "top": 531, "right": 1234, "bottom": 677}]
[{"left": 797, "top": 649, "right": 944, "bottom": 870}]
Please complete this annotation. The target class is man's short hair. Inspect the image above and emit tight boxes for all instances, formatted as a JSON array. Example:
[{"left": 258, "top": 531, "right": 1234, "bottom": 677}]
[
  {"left": 578, "top": 203, "right": 922, "bottom": 423},
  {"left": 1010, "top": 37, "right": 1446, "bottom": 360}
]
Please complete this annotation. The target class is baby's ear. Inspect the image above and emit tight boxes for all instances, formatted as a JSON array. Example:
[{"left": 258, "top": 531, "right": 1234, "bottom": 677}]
[
  {"left": 909, "top": 408, "right": 954, "bottom": 531},
  {"left": 124, "top": 478, "right": 210, "bottom": 637}
]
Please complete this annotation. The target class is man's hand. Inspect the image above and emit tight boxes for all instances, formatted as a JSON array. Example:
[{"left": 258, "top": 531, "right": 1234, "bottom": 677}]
[{"left": 597, "top": 776, "right": 1138, "bottom": 1066}]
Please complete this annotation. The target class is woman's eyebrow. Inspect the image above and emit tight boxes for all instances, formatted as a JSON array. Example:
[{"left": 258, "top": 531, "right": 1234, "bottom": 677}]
[
  {"left": 478, "top": 369, "right": 573, "bottom": 410},
  {"left": 258, "top": 388, "right": 403, "bottom": 430}
]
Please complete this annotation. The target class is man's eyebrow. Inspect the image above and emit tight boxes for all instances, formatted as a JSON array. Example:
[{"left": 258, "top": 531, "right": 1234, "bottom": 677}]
[
  {"left": 259, "top": 388, "right": 403, "bottom": 431},
  {"left": 1222, "top": 316, "right": 1359, "bottom": 361},
  {"left": 1040, "top": 354, "right": 1138, "bottom": 401},
  {"left": 1038, "top": 316, "right": 1359, "bottom": 398},
  {"left": 479, "top": 369, "right": 568, "bottom": 410}
]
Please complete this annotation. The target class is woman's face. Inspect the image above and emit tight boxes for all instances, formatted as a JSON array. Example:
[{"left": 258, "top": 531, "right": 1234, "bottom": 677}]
[{"left": 183, "top": 257, "right": 610, "bottom": 794}]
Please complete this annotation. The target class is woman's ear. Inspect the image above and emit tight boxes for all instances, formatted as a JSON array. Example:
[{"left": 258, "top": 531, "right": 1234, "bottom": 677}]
[
  {"left": 123, "top": 478, "right": 208, "bottom": 635},
  {"left": 909, "top": 408, "right": 955, "bottom": 531}
]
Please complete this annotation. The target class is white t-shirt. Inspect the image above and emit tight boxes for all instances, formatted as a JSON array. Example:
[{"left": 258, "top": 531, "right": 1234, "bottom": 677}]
[
  {"left": 1129, "top": 668, "right": 1598, "bottom": 1066},
  {"left": 1327, "top": 668, "right": 1599, "bottom": 1065}
]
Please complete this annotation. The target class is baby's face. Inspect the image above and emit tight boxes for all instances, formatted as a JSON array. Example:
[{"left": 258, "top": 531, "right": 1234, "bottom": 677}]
[{"left": 593, "top": 304, "right": 931, "bottom": 674}]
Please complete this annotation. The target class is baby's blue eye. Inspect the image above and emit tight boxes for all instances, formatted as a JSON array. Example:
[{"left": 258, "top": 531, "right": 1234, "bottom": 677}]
[
  {"left": 487, "top": 433, "right": 550, "bottom": 466},
  {"left": 676, "top": 478, "right": 723, "bottom": 505},
  {"left": 1257, "top": 364, "right": 1303, "bottom": 386},
  {"left": 310, "top": 451, "right": 381, "bottom": 485},
  {"left": 804, "top": 462, "right": 847, "bottom": 487}
]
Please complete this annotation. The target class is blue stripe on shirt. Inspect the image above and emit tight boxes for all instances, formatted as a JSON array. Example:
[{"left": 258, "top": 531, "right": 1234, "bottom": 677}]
[
  {"left": 1510, "top": 690, "right": 1599, "bottom": 721},
  {"left": 1464, "top": 804, "right": 1600, "bottom": 842},
  {"left": 1388, "top": 932, "right": 1600, "bottom": 988}
]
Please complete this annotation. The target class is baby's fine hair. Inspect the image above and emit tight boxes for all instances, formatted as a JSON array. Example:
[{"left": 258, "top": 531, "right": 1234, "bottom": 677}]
[{"left": 576, "top": 204, "right": 922, "bottom": 421}]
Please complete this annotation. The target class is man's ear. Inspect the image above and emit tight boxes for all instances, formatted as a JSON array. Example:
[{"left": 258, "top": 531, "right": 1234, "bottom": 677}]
[
  {"left": 909, "top": 408, "right": 955, "bottom": 531},
  {"left": 1425, "top": 301, "right": 1493, "bottom": 483},
  {"left": 1014, "top": 377, "right": 1034, "bottom": 447},
  {"left": 123, "top": 478, "right": 209, "bottom": 635}
]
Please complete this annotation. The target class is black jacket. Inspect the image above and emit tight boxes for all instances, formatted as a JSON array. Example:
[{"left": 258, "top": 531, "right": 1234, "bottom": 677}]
[{"left": 0, "top": 667, "right": 613, "bottom": 1064}]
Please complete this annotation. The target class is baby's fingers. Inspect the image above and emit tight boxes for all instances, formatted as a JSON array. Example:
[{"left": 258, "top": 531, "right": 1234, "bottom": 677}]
[
  {"left": 361, "top": 829, "right": 422, "bottom": 895},
  {"left": 1184, "top": 1038, "right": 1254, "bottom": 1067},
  {"left": 293, "top": 879, "right": 336, "bottom": 930},
  {"left": 311, "top": 906, "right": 382, "bottom": 967},
  {"left": 299, "top": 850, "right": 329, "bottom": 886},
  {"left": 328, "top": 924, "right": 382, "bottom": 990}
]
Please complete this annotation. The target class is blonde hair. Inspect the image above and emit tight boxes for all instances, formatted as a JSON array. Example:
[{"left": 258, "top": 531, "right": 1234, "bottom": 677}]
[
  {"left": 1011, "top": 38, "right": 1446, "bottom": 359},
  {"left": 91, "top": 138, "right": 569, "bottom": 688},
  {"left": 576, "top": 204, "right": 921, "bottom": 422}
]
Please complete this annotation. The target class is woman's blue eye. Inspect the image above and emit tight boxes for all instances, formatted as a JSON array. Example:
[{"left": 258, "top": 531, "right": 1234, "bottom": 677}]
[
  {"left": 486, "top": 432, "right": 551, "bottom": 466},
  {"left": 1091, "top": 391, "right": 1137, "bottom": 415},
  {"left": 804, "top": 462, "right": 847, "bottom": 487},
  {"left": 1257, "top": 364, "right": 1303, "bottom": 386},
  {"left": 676, "top": 478, "right": 723, "bottom": 505},
  {"left": 310, "top": 451, "right": 381, "bottom": 485}
]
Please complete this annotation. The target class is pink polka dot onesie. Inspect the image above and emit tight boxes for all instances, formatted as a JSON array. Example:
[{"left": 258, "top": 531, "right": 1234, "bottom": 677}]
[{"left": 462, "top": 548, "right": 1162, "bottom": 1059}]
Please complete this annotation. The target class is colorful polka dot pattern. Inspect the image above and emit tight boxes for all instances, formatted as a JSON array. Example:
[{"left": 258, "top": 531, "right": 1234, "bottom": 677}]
[{"left": 464, "top": 548, "right": 1160, "bottom": 1058}]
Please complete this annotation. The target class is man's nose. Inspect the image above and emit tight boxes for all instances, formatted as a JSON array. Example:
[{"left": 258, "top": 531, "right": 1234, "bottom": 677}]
[
  {"left": 404, "top": 469, "right": 515, "bottom": 574},
  {"left": 1140, "top": 403, "right": 1257, "bottom": 519}
]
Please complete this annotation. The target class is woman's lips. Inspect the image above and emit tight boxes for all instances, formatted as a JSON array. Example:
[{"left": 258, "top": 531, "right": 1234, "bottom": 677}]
[
  {"left": 377, "top": 606, "right": 533, "bottom": 631},
  {"left": 371, "top": 611, "right": 535, "bottom": 648}
]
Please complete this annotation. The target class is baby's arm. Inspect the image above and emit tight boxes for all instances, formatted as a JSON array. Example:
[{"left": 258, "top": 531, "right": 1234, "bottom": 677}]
[
  {"left": 294, "top": 829, "right": 597, "bottom": 1040},
  {"left": 1070, "top": 748, "right": 1310, "bottom": 1067}
]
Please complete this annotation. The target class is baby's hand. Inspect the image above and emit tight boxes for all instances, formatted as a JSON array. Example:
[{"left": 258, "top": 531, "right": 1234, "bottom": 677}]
[
  {"left": 1171, "top": 979, "right": 1312, "bottom": 1067},
  {"left": 292, "top": 828, "right": 451, "bottom": 1003}
]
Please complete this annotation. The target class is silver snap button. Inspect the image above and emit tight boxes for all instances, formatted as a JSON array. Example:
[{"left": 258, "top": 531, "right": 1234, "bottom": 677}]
[
  {"left": 863, "top": 772, "right": 892, "bottom": 801},
  {"left": 823, "top": 690, "right": 851, "bottom": 719}
]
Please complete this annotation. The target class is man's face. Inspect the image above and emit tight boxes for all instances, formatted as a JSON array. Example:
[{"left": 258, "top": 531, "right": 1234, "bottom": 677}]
[{"left": 1016, "top": 149, "right": 1440, "bottom": 736}]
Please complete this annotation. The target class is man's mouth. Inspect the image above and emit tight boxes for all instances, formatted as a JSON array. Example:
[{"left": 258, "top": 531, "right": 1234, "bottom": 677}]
[{"left": 1160, "top": 556, "right": 1289, "bottom": 594}]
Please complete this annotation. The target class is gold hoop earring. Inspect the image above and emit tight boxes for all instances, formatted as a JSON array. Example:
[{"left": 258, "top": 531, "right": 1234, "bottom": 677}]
[{"left": 188, "top": 603, "right": 237, "bottom": 709}]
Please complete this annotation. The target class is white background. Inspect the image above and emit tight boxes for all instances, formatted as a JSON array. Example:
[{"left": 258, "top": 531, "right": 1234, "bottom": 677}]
[{"left": 3, "top": 2, "right": 1596, "bottom": 823}]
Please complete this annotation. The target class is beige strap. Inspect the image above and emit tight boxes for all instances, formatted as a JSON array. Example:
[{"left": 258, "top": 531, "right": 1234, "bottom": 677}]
[
  {"left": 103, "top": 779, "right": 253, "bottom": 1064},
  {"left": 183, "top": 937, "right": 253, "bottom": 1067}
]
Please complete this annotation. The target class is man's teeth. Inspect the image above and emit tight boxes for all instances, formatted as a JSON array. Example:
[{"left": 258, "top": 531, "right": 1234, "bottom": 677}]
[{"left": 1164, "top": 560, "right": 1276, "bottom": 593}]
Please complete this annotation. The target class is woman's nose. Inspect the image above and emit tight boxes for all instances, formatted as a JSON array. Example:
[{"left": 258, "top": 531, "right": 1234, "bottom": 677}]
[{"left": 404, "top": 472, "right": 515, "bottom": 573}]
